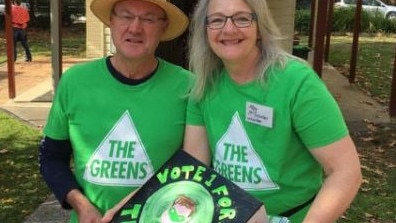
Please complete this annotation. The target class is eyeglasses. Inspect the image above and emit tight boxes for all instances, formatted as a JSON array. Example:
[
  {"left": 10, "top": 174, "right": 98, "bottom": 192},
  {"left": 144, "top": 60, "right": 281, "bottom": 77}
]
[
  {"left": 206, "top": 12, "right": 257, "bottom": 30},
  {"left": 112, "top": 12, "right": 166, "bottom": 26}
]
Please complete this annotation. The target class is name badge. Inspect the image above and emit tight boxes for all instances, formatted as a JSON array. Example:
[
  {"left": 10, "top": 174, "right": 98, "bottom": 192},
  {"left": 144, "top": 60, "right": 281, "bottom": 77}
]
[{"left": 246, "top": 102, "right": 273, "bottom": 128}]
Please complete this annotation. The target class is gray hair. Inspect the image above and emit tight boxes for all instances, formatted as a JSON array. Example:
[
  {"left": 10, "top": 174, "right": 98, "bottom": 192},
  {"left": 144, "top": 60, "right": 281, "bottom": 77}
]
[{"left": 188, "top": 0, "right": 290, "bottom": 99}]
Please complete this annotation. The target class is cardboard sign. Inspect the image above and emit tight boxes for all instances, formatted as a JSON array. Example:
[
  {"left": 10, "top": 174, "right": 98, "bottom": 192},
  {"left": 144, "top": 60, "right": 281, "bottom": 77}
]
[{"left": 110, "top": 150, "right": 266, "bottom": 223}]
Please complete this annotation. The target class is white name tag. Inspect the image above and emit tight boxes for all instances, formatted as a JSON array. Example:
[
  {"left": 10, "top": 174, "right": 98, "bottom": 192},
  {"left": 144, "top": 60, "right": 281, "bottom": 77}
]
[{"left": 246, "top": 102, "right": 273, "bottom": 128}]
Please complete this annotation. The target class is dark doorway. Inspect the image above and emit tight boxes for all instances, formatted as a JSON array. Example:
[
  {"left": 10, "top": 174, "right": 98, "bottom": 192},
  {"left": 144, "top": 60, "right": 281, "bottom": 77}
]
[{"left": 156, "top": 0, "right": 198, "bottom": 68}]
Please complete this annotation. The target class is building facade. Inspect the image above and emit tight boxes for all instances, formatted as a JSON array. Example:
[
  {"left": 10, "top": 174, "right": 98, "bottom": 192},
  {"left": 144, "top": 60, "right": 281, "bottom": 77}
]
[{"left": 85, "top": 0, "right": 296, "bottom": 61}]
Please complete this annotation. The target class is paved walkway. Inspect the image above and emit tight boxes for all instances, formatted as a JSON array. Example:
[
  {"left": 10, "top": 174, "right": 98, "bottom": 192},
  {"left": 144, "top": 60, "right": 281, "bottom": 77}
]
[{"left": 0, "top": 59, "right": 393, "bottom": 223}]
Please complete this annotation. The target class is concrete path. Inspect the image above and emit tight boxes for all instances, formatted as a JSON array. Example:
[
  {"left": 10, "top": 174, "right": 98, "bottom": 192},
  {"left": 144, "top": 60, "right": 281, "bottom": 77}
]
[{"left": 321, "top": 64, "right": 392, "bottom": 129}]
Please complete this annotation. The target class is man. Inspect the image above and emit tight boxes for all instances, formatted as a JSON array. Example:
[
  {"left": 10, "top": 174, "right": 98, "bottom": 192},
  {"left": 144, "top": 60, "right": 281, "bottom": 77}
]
[
  {"left": 38, "top": 0, "right": 191, "bottom": 222},
  {"left": 12, "top": 0, "right": 32, "bottom": 62}
]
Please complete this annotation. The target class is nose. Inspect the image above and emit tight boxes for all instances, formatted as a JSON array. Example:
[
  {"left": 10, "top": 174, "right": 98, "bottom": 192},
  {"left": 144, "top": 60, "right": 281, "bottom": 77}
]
[
  {"left": 127, "top": 17, "right": 143, "bottom": 32},
  {"left": 222, "top": 17, "right": 238, "bottom": 31}
]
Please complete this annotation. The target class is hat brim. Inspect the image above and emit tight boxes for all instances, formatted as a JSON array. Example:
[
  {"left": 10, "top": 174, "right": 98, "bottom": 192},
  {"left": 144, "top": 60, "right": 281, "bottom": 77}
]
[{"left": 90, "top": 0, "right": 189, "bottom": 41}]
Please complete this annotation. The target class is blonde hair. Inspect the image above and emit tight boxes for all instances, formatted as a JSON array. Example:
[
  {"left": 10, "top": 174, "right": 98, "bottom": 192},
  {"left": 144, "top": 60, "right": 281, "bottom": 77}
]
[{"left": 188, "top": 0, "right": 290, "bottom": 99}]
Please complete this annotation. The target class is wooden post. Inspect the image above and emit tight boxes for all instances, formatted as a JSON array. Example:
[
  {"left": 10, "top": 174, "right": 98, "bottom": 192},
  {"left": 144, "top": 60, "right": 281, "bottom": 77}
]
[
  {"left": 324, "top": 0, "right": 335, "bottom": 62},
  {"left": 308, "top": 0, "right": 316, "bottom": 48},
  {"left": 5, "top": 0, "right": 15, "bottom": 99},
  {"left": 50, "top": 0, "right": 62, "bottom": 90},
  {"left": 389, "top": 48, "right": 396, "bottom": 119},
  {"left": 349, "top": 0, "right": 362, "bottom": 84},
  {"left": 313, "top": 0, "right": 329, "bottom": 77}
]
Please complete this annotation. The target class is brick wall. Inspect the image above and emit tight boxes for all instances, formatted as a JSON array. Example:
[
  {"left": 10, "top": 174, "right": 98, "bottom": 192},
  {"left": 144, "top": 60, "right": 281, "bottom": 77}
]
[
  {"left": 267, "top": 0, "right": 296, "bottom": 52},
  {"left": 85, "top": 0, "right": 106, "bottom": 58}
]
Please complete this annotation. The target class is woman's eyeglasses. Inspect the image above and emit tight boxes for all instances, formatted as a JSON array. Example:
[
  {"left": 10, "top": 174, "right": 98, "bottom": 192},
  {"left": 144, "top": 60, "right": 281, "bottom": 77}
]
[{"left": 206, "top": 12, "right": 257, "bottom": 30}]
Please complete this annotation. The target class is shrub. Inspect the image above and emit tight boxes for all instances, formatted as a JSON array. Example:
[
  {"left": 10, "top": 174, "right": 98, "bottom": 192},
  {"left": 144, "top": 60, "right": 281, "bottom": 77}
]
[
  {"left": 295, "top": 9, "right": 311, "bottom": 35},
  {"left": 294, "top": 6, "right": 396, "bottom": 34}
]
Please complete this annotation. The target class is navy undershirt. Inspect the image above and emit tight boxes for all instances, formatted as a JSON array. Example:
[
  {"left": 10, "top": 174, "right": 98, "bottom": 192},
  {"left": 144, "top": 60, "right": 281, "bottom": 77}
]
[{"left": 106, "top": 56, "right": 158, "bottom": 85}]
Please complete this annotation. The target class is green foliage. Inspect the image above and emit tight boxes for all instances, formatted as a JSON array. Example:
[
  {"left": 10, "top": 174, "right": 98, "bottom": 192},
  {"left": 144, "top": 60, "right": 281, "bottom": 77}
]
[
  {"left": 294, "top": 6, "right": 396, "bottom": 34},
  {"left": 332, "top": 7, "right": 364, "bottom": 32},
  {"left": 0, "top": 111, "right": 50, "bottom": 222},
  {"left": 296, "top": 0, "right": 311, "bottom": 10},
  {"left": 357, "top": 10, "right": 396, "bottom": 34},
  {"left": 294, "top": 9, "right": 311, "bottom": 35}
]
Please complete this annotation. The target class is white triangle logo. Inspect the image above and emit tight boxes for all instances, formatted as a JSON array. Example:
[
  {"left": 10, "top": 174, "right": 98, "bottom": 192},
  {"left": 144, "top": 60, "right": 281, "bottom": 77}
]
[
  {"left": 83, "top": 111, "right": 154, "bottom": 186},
  {"left": 214, "top": 112, "right": 278, "bottom": 191}
]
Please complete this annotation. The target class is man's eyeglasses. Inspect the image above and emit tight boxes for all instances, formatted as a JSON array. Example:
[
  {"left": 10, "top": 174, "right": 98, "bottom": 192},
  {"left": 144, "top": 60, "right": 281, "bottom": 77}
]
[
  {"left": 112, "top": 12, "right": 166, "bottom": 26},
  {"left": 206, "top": 12, "right": 257, "bottom": 30}
]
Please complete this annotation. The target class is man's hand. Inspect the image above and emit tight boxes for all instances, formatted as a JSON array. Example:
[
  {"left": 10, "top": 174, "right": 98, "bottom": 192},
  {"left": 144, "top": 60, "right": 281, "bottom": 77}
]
[
  {"left": 66, "top": 189, "right": 103, "bottom": 223},
  {"left": 76, "top": 205, "right": 103, "bottom": 223},
  {"left": 100, "top": 189, "right": 139, "bottom": 223}
]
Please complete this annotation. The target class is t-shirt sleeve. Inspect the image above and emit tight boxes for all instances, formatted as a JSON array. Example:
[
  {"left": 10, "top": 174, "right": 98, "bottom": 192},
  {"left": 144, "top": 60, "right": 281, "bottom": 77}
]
[
  {"left": 44, "top": 73, "right": 71, "bottom": 140},
  {"left": 291, "top": 69, "right": 349, "bottom": 149},
  {"left": 186, "top": 96, "right": 205, "bottom": 126}
]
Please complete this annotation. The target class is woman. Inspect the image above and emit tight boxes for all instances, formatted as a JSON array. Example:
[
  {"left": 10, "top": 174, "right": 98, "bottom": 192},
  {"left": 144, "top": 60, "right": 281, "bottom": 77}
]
[{"left": 183, "top": 0, "right": 362, "bottom": 222}]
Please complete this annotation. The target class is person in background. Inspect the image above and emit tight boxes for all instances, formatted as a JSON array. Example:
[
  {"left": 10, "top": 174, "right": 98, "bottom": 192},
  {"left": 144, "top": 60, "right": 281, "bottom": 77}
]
[
  {"left": 12, "top": 0, "right": 32, "bottom": 62},
  {"left": 183, "top": 0, "right": 362, "bottom": 222},
  {"left": 38, "top": 0, "right": 191, "bottom": 222}
]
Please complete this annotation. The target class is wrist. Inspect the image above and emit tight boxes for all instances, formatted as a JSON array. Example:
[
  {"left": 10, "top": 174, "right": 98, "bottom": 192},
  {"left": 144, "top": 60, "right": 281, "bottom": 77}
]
[{"left": 66, "top": 189, "right": 93, "bottom": 214}]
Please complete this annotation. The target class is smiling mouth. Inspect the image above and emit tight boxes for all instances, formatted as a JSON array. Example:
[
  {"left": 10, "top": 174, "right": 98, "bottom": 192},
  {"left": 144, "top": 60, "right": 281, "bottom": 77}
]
[
  {"left": 126, "top": 38, "right": 143, "bottom": 44},
  {"left": 220, "top": 39, "right": 242, "bottom": 45}
]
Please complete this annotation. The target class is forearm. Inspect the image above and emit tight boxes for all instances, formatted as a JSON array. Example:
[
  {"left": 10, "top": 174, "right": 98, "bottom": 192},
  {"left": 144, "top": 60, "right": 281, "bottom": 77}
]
[
  {"left": 66, "top": 189, "right": 95, "bottom": 214},
  {"left": 303, "top": 166, "right": 362, "bottom": 222},
  {"left": 183, "top": 125, "right": 211, "bottom": 166},
  {"left": 39, "top": 136, "right": 81, "bottom": 208}
]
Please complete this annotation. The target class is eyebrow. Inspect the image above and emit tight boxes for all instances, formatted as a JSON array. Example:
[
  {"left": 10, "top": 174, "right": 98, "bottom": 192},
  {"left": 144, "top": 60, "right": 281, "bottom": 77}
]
[
  {"left": 115, "top": 10, "right": 158, "bottom": 16},
  {"left": 207, "top": 11, "right": 253, "bottom": 16},
  {"left": 113, "top": 6, "right": 167, "bottom": 18}
]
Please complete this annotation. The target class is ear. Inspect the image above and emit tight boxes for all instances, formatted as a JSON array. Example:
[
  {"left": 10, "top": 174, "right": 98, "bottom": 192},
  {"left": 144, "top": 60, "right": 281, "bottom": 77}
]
[
  {"left": 109, "top": 14, "right": 115, "bottom": 26},
  {"left": 162, "top": 20, "right": 169, "bottom": 34},
  {"left": 257, "top": 30, "right": 261, "bottom": 40}
]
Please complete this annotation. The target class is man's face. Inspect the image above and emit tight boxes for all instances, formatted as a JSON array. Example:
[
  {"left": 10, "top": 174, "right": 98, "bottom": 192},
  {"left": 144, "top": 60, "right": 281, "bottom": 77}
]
[{"left": 110, "top": 0, "right": 168, "bottom": 60}]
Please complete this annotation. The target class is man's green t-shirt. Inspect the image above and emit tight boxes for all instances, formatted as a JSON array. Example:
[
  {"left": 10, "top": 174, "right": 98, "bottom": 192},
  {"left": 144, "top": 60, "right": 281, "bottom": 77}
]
[
  {"left": 44, "top": 57, "right": 193, "bottom": 222},
  {"left": 186, "top": 59, "right": 348, "bottom": 222}
]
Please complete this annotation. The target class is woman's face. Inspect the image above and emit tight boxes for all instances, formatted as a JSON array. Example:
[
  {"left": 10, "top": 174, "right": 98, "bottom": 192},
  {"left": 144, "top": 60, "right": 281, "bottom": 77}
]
[{"left": 206, "top": 0, "right": 259, "bottom": 64}]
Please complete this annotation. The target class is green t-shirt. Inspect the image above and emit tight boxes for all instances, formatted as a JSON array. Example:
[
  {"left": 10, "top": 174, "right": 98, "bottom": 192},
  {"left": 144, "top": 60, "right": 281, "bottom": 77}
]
[
  {"left": 186, "top": 59, "right": 348, "bottom": 222},
  {"left": 44, "top": 57, "right": 193, "bottom": 223}
]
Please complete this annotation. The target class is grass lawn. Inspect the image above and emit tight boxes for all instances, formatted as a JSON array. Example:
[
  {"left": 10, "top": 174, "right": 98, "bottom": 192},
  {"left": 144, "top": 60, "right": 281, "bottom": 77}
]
[
  {"left": 328, "top": 34, "right": 395, "bottom": 105},
  {"left": 0, "top": 111, "right": 49, "bottom": 222},
  {"left": 342, "top": 123, "right": 396, "bottom": 223},
  {"left": 0, "top": 26, "right": 395, "bottom": 222}
]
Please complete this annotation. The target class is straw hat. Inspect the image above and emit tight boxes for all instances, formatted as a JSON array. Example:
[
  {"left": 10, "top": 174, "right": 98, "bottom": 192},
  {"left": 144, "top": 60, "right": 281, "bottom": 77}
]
[{"left": 90, "top": 0, "right": 189, "bottom": 41}]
